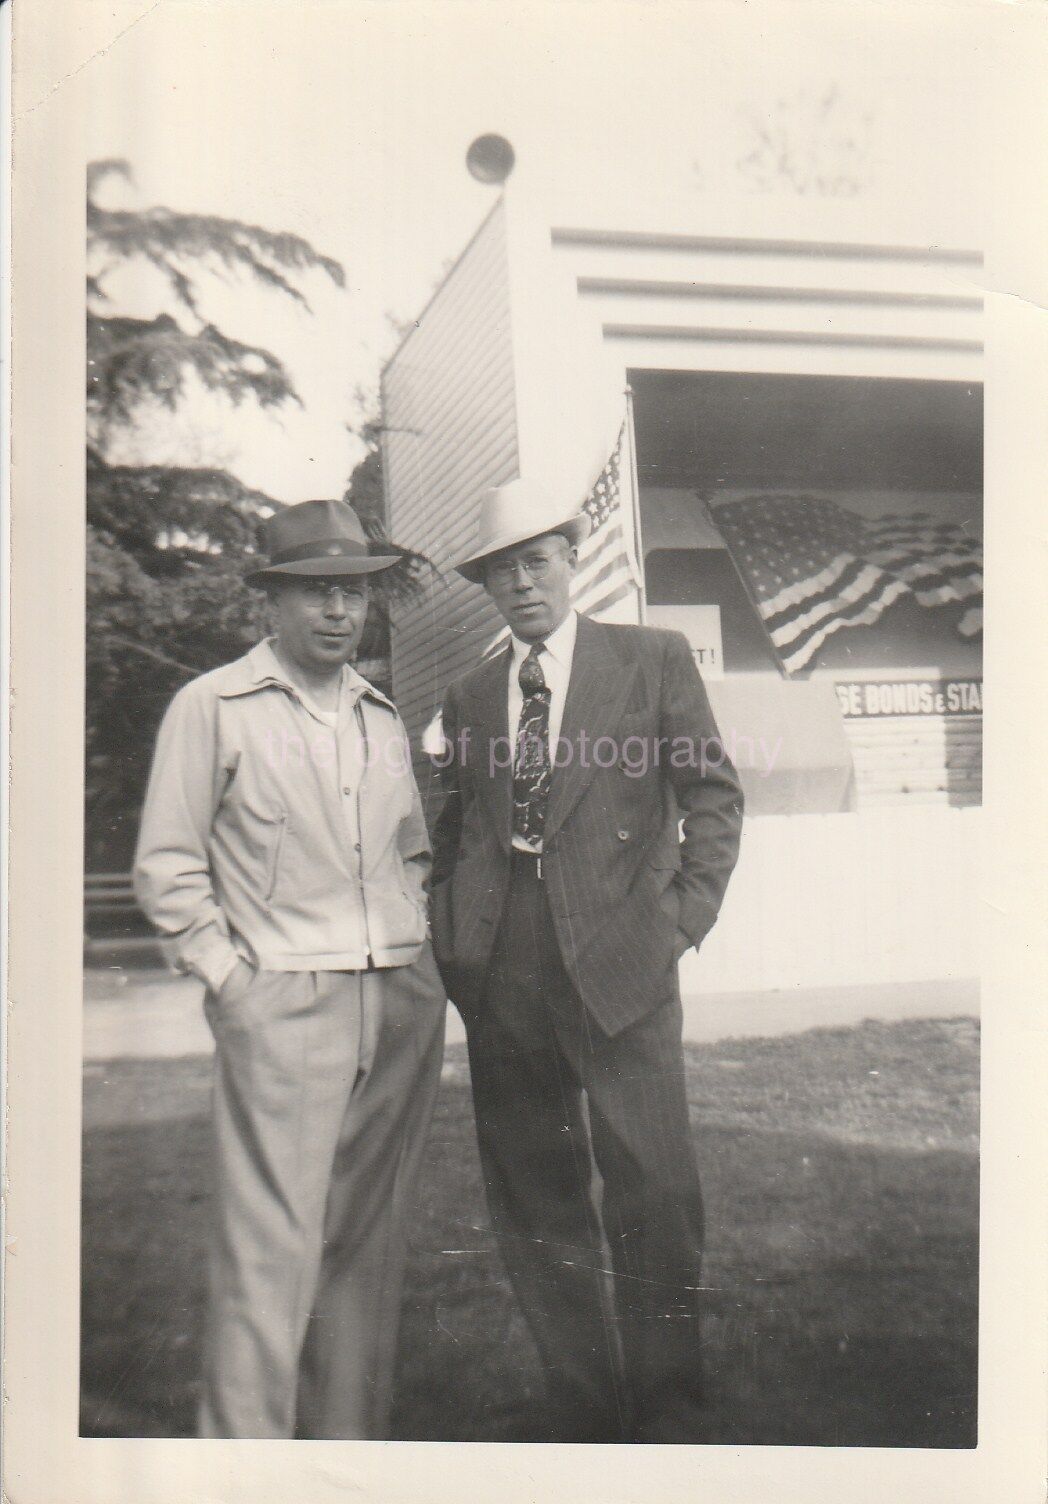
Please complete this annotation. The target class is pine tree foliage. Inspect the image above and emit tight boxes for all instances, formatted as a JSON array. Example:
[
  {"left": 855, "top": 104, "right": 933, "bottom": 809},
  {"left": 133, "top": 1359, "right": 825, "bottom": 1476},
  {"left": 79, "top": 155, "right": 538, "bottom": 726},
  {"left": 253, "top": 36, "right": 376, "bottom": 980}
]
[
  {"left": 87, "top": 159, "right": 343, "bottom": 445},
  {"left": 88, "top": 160, "right": 343, "bottom": 311},
  {"left": 87, "top": 516, "right": 273, "bottom": 872},
  {"left": 87, "top": 445, "right": 277, "bottom": 571},
  {"left": 88, "top": 314, "right": 296, "bottom": 448},
  {"left": 343, "top": 417, "right": 432, "bottom": 609},
  {"left": 85, "top": 161, "right": 344, "bottom": 871}
]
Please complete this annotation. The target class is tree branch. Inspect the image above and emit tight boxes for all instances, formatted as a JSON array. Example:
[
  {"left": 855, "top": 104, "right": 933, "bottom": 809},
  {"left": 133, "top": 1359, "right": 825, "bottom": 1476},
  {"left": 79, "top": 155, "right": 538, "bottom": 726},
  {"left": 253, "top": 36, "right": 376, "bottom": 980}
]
[{"left": 105, "top": 635, "right": 202, "bottom": 679}]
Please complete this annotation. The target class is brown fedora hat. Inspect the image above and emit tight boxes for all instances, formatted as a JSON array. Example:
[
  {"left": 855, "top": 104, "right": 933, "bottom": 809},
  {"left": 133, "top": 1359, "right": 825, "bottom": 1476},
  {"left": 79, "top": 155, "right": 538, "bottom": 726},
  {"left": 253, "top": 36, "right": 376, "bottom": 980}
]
[
  {"left": 455, "top": 478, "right": 591, "bottom": 585},
  {"left": 245, "top": 499, "right": 401, "bottom": 585}
]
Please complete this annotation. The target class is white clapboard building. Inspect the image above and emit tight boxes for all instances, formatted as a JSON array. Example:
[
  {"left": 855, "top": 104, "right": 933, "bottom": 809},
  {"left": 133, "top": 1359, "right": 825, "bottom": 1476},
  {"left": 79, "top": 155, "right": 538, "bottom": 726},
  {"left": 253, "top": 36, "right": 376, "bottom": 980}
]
[{"left": 381, "top": 174, "right": 982, "bottom": 996}]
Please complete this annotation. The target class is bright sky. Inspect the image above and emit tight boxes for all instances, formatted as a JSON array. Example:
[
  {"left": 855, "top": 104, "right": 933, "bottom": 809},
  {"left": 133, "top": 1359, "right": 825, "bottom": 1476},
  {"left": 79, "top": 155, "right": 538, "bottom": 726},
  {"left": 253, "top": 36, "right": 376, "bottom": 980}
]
[{"left": 85, "top": 0, "right": 989, "bottom": 502}]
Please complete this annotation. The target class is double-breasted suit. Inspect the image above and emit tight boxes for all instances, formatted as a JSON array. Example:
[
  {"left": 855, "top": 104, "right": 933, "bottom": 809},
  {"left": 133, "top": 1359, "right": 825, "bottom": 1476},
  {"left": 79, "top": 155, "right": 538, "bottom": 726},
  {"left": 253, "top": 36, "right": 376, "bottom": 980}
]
[{"left": 432, "top": 614, "right": 744, "bottom": 1441}]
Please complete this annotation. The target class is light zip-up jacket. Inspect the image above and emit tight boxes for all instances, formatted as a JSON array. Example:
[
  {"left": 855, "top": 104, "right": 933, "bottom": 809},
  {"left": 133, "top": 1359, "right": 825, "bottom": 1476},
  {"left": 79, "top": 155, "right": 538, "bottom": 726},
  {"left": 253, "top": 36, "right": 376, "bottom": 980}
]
[{"left": 133, "top": 640, "right": 431, "bottom": 990}]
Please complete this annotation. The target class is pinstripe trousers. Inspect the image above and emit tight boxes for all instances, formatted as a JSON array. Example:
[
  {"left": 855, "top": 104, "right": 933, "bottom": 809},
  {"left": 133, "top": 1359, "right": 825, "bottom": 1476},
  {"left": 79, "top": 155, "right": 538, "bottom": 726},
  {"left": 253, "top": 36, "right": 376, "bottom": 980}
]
[
  {"left": 465, "top": 852, "right": 707, "bottom": 1443},
  {"left": 198, "top": 952, "right": 446, "bottom": 1439}
]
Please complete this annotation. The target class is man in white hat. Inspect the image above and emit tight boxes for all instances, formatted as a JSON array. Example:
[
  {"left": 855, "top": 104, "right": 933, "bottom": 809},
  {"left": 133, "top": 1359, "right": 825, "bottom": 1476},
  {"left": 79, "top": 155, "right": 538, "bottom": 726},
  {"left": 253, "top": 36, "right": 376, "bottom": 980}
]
[
  {"left": 430, "top": 478, "right": 743, "bottom": 1442},
  {"left": 134, "top": 499, "right": 446, "bottom": 1439}
]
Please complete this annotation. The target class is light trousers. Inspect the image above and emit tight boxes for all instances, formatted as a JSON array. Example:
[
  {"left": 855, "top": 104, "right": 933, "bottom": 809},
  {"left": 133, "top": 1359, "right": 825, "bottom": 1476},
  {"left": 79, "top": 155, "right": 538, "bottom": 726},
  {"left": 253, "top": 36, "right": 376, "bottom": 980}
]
[{"left": 198, "top": 950, "right": 446, "bottom": 1439}]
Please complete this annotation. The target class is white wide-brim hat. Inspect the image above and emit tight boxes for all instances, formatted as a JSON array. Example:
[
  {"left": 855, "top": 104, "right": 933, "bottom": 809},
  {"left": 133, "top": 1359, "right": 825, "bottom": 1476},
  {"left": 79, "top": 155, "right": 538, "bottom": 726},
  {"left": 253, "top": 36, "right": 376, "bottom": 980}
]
[{"left": 455, "top": 477, "right": 592, "bottom": 585}]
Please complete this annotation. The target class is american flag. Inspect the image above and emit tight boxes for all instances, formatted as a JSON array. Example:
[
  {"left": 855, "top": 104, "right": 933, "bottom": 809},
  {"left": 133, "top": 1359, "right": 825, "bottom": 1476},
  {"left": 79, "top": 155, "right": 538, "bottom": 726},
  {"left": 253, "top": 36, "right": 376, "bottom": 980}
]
[
  {"left": 711, "top": 495, "right": 909, "bottom": 675},
  {"left": 572, "top": 419, "right": 643, "bottom": 617},
  {"left": 863, "top": 512, "right": 983, "bottom": 610},
  {"left": 710, "top": 495, "right": 983, "bottom": 674}
]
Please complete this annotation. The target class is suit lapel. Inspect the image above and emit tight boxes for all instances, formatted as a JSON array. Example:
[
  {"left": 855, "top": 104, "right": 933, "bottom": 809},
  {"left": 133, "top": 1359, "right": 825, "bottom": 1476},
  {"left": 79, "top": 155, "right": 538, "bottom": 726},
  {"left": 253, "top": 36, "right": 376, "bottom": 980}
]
[
  {"left": 544, "top": 616, "right": 637, "bottom": 843},
  {"left": 465, "top": 645, "right": 514, "bottom": 851}
]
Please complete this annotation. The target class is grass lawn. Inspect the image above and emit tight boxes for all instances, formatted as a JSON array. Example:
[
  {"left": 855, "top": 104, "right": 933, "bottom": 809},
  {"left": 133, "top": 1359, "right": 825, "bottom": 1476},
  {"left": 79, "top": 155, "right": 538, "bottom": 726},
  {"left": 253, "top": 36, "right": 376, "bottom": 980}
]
[{"left": 80, "top": 1015, "right": 979, "bottom": 1445}]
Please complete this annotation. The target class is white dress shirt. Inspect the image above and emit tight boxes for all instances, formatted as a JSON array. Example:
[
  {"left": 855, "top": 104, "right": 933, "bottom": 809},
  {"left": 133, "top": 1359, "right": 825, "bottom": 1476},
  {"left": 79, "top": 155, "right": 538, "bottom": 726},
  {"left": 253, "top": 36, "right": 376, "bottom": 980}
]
[{"left": 508, "top": 609, "right": 578, "bottom": 853}]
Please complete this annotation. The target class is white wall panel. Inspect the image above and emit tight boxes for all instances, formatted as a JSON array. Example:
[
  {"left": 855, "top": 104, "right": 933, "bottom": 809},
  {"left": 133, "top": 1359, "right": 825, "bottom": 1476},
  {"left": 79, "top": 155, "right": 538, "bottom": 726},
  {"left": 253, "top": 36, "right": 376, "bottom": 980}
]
[
  {"left": 550, "top": 224, "right": 982, "bottom": 383},
  {"left": 682, "top": 806, "right": 979, "bottom": 993},
  {"left": 600, "top": 334, "right": 983, "bottom": 383}
]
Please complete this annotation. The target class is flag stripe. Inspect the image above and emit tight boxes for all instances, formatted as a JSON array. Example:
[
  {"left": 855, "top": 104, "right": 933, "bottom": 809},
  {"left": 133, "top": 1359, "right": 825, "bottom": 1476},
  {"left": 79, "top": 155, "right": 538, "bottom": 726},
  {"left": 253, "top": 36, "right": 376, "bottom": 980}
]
[
  {"left": 575, "top": 525, "right": 627, "bottom": 593},
  {"left": 759, "top": 551, "right": 857, "bottom": 619},
  {"left": 910, "top": 575, "right": 982, "bottom": 606},
  {"left": 869, "top": 550, "right": 982, "bottom": 576},
  {"left": 763, "top": 555, "right": 872, "bottom": 636},
  {"left": 776, "top": 576, "right": 909, "bottom": 667},
  {"left": 781, "top": 586, "right": 910, "bottom": 672},
  {"left": 585, "top": 575, "right": 637, "bottom": 618},
  {"left": 765, "top": 560, "right": 895, "bottom": 643},
  {"left": 576, "top": 518, "right": 625, "bottom": 577}
]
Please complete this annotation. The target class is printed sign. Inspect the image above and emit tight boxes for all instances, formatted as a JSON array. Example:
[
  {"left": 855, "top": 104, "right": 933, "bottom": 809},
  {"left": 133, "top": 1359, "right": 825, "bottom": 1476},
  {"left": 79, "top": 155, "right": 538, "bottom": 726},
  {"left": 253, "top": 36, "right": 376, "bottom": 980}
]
[
  {"left": 645, "top": 604, "right": 724, "bottom": 680},
  {"left": 835, "top": 678, "right": 982, "bottom": 718}
]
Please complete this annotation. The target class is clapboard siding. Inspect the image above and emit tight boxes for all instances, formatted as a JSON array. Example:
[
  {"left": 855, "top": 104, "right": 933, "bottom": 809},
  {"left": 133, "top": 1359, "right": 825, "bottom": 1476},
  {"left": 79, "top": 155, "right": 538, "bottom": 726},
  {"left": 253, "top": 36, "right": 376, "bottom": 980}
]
[
  {"left": 383, "top": 200, "right": 519, "bottom": 742},
  {"left": 384, "top": 404, "right": 518, "bottom": 554},
  {"left": 845, "top": 716, "right": 982, "bottom": 806},
  {"left": 390, "top": 379, "right": 518, "bottom": 500}
]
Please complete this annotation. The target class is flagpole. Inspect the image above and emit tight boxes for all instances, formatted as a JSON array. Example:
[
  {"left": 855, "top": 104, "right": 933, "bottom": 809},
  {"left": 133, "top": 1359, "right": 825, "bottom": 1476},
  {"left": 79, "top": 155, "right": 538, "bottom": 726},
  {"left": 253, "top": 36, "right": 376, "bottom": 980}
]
[
  {"left": 696, "top": 493, "right": 792, "bottom": 677},
  {"left": 624, "top": 385, "right": 647, "bottom": 625}
]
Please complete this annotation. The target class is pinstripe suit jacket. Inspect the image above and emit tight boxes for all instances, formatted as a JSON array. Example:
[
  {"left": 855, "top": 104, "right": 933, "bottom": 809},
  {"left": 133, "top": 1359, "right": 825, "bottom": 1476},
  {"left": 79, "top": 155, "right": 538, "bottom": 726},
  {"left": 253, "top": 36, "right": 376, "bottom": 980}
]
[{"left": 431, "top": 615, "right": 744, "bottom": 1037}]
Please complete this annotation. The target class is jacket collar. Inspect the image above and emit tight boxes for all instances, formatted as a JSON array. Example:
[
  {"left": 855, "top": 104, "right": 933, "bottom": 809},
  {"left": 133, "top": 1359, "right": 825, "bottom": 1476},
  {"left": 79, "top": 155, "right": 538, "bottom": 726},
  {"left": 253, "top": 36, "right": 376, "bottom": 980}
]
[
  {"left": 217, "top": 639, "right": 397, "bottom": 714},
  {"left": 465, "top": 635, "right": 514, "bottom": 709}
]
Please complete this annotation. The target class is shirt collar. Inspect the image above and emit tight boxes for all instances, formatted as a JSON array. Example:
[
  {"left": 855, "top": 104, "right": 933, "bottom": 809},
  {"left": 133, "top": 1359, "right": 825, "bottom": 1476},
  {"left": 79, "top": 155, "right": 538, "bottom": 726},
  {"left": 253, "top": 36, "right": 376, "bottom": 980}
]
[
  {"left": 509, "top": 609, "right": 578, "bottom": 673},
  {"left": 220, "top": 638, "right": 397, "bottom": 714}
]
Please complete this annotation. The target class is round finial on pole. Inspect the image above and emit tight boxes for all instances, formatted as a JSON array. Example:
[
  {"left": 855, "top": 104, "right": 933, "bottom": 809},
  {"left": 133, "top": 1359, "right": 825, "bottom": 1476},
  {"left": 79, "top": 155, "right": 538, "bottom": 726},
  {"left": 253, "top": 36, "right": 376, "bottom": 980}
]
[{"left": 465, "top": 134, "right": 516, "bottom": 185}]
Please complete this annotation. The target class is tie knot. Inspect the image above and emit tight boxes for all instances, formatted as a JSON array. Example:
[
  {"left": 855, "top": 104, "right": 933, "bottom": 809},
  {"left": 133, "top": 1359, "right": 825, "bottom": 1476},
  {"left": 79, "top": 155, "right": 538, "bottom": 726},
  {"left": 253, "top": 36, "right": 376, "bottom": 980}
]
[{"left": 518, "top": 645, "right": 547, "bottom": 696}]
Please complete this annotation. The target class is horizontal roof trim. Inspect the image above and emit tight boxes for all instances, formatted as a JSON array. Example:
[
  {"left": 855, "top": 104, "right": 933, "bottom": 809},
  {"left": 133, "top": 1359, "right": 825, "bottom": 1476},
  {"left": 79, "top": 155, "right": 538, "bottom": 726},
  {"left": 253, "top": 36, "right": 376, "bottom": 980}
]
[
  {"left": 577, "top": 277, "right": 982, "bottom": 311},
  {"left": 553, "top": 227, "right": 984, "bottom": 266},
  {"left": 602, "top": 324, "right": 984, "bottom": 354}
]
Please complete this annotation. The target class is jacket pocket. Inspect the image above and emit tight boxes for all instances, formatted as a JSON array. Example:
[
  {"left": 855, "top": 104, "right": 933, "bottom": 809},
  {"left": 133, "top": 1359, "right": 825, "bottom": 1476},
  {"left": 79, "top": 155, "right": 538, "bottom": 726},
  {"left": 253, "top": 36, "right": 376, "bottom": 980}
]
[
  {"left": 402, "top": 866, "right": 430, "bottom": 932},
  {"left": 400, "top": 879, "right": 428, "bottom": 944},
  {"left": 647, "top": 841, "right": 683, "bottom": 871},
  {"left": 641, "top": 855, "right": 683, "bottom": 928},
  {"left": 657, "top": 873, "right": 683, "bottom": 928},
  {"left": 263, "top": 811, "right": 288, "bottom": 903},
  {"left": 205, "top": 963, "right": 266, "bottom": 1034}
]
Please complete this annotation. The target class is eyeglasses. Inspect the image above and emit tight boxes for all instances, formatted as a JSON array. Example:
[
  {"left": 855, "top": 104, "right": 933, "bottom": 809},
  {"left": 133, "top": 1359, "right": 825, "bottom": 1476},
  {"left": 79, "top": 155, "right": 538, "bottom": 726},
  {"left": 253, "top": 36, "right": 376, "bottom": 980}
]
[
  {"left": 485, "top": 554, "right": 561, "bottom": 587},
  {"left": 296, "top": 580, "right": 367, "bottom": 606}
]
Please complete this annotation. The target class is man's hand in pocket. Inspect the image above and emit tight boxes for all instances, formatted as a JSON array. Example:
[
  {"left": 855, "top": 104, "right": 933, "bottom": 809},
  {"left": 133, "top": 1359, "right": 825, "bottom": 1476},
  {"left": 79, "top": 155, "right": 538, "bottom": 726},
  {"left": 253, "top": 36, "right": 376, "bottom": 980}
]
[{"left": 218, "top": 958, "right": 256, "bottom": 1006}]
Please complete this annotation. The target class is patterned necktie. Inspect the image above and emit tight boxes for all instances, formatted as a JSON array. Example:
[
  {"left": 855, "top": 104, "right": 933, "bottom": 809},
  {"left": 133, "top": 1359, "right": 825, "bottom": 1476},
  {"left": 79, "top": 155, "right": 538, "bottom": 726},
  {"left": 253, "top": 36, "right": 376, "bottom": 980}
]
[{"left": 512, "top": 646, "right": 552, "bottom": 846}]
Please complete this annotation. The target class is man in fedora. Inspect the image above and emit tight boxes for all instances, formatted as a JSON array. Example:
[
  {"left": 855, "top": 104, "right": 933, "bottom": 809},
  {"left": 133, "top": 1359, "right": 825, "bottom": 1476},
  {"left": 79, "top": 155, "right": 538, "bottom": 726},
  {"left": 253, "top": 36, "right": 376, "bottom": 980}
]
[
  {"left": 430, "top": 477, "right": 744, "bottom": 1443},
  {"left": 134, "top": 500, "right": 446, "bottom": 1439}
]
